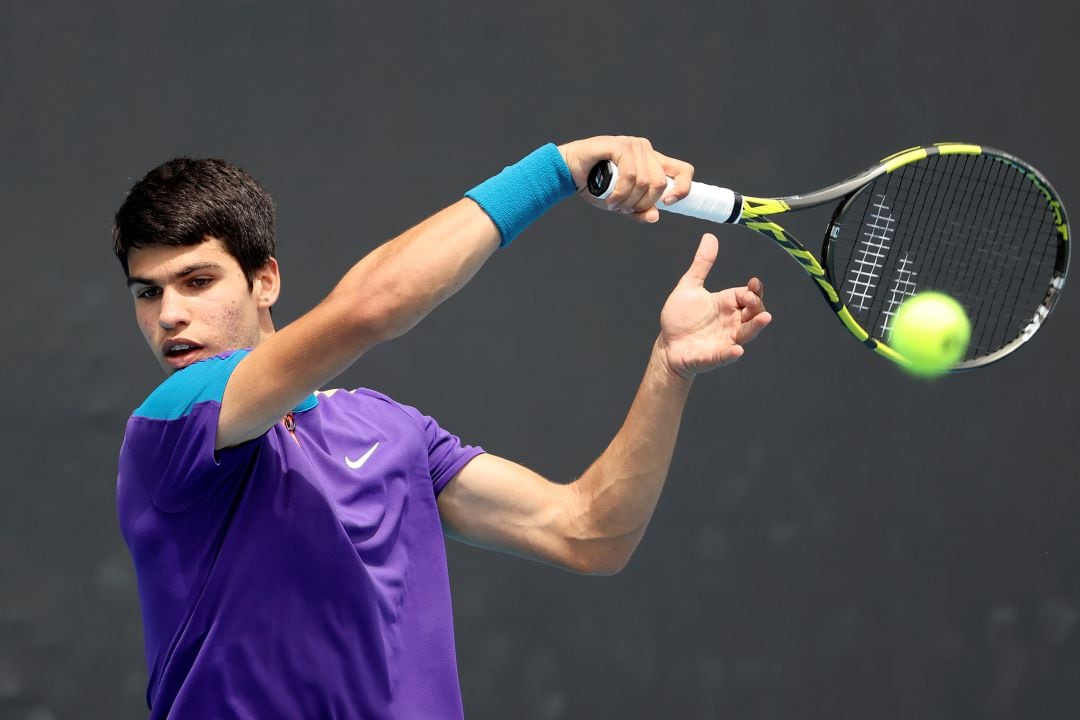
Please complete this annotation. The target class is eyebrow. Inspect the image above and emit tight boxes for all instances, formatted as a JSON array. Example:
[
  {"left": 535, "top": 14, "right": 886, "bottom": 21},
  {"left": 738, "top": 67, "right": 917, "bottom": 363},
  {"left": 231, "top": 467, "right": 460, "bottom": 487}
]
[{"left": 126, "top": 262, "right": 223, "bottom": 288}]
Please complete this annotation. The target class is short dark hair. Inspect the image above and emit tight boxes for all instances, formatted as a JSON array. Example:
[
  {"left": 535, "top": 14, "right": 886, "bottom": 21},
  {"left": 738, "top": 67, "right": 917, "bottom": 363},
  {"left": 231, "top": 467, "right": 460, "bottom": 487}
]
[{"left": 113, "top": 157, "right": 276, "bottom": 286}]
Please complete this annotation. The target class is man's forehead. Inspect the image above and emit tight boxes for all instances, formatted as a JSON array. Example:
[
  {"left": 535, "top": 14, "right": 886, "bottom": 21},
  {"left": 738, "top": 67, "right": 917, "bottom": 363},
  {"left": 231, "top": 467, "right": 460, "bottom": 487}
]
[{"left": 127, "top": 237, "right": 236, "bottom": 281}]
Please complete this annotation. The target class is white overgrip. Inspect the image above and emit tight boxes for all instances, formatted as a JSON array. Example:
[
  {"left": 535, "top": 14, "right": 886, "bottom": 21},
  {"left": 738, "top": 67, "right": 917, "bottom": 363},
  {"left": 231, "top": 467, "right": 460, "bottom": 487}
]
[{"left": 664, "top": 180, "right": 741, "bottom": 224}]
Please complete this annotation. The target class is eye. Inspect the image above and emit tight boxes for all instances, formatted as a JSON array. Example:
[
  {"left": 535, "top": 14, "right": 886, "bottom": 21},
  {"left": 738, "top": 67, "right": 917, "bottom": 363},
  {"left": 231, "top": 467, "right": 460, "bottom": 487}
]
[
  {"left": 136, "top": 287, "right": 161, "bottom": 300},
  {"left": 189, "top": 277, "right": 213, "bottom": 289}
]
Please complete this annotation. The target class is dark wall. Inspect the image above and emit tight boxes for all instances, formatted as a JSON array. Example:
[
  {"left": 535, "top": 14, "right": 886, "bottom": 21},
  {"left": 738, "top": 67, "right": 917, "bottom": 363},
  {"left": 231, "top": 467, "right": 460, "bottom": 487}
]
[{"left": 2, "top": 2, "right": 1078, "bottom": 718}]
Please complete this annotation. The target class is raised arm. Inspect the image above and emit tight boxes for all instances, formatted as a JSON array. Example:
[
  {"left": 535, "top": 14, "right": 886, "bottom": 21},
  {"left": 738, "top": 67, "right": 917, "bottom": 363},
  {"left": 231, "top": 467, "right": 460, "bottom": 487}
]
[
  {"left": 437, "top": 233, "right": 772, "bottom": 574},
  {"left": 216, "top": 137, "right": 694, "bottom": 449}
]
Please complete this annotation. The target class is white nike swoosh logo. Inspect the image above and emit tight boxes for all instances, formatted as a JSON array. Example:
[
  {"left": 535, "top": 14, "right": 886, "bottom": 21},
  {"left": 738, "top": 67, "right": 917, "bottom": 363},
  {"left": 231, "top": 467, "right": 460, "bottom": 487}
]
[{"left": 345, "top": 442, "right": 379, "bottom": 470}]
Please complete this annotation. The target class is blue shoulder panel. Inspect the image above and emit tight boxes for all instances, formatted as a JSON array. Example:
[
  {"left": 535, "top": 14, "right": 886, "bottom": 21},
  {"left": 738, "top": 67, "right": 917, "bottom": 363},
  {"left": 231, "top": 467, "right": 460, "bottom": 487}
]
[
  {"left": 135, "top": 350, "right": 250, "bottom": 420},
  {"left": 134, "top": 348, "right": 320, "bottom": 419}
]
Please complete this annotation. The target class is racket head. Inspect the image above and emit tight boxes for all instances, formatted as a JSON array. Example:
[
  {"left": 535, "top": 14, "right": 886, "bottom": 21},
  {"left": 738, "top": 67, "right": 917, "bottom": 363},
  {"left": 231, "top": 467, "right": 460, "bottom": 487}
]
[{"left": 820, "top": 144, "right": 1069, "bottom": 370}]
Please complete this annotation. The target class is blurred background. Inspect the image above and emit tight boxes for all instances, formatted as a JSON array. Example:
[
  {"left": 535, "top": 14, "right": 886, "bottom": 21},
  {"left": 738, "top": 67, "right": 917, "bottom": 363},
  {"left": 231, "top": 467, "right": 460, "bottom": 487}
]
[{"left": 2, "top": 1, "right": 1078, "bottom": 718}]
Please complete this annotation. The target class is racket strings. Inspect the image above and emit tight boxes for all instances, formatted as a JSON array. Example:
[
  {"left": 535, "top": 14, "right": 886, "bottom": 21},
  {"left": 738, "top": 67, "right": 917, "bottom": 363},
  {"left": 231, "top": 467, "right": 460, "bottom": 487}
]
[
  {"left": 829, "top": 153, "right": 1061, "bottom": 360},
  {"left": 982, "top": 165, "right": 1050, "bottom": 349},
  {"left": 981, "top": 167, "right": 1056, "bottom": 351},
  {"left": 919, "top": 155, "right": 1054, "bottom": 356}
]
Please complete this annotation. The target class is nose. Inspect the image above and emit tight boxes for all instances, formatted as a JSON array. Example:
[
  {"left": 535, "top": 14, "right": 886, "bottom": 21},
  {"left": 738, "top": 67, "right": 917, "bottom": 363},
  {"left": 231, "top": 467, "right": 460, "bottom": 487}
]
[{"left": 158, "top": 287, "right": 190, "bottom": 330}]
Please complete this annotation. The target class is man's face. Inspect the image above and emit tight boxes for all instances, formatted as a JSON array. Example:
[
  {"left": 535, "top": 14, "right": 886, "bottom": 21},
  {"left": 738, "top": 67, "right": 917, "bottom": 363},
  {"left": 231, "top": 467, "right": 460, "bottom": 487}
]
[{"left": 126, "top": 237, "right": 278, "bottom": 374}]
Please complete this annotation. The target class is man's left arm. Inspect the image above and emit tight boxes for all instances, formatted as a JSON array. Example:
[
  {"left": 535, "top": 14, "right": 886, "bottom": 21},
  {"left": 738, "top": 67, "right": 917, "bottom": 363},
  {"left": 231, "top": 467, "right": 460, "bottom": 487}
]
[{"left": 437, "top": 233, "right": 772, "bottom": 574}]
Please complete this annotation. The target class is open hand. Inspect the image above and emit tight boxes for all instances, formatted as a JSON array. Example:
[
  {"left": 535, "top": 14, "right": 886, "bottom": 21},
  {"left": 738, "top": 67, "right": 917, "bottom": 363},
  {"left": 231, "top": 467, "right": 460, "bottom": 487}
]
[{"left": 657, "top": 233, "right": 772, "bottom": 378}]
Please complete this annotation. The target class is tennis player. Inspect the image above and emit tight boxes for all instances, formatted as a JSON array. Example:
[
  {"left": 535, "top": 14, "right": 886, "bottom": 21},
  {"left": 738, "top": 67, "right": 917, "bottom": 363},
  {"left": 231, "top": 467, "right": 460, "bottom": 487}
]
[{"left": 113, "top": 135, "right": 771, "bottom": 718}]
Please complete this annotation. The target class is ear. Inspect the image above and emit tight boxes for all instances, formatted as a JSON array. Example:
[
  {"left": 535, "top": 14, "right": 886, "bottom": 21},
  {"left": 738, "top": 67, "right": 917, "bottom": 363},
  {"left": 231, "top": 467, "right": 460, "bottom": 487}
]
[{"left": 253, "top": 258, "right": 281, "bottom": 310}]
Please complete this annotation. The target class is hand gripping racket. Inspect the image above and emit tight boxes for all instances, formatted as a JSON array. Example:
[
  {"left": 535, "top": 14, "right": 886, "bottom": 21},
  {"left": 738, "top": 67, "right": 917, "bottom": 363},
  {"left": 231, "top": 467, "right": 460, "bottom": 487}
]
[{"left": 588, "top": 144, "right": 1069, "bottom": 370}]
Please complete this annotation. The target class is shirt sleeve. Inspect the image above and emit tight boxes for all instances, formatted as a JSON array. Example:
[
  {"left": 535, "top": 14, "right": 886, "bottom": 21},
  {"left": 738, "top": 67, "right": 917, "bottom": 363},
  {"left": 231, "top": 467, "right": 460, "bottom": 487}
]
[
  {"left": 392, "top": 401, "right": 485, "bottom": 495},
  {"left": 119, "top": 351, "right": 256, "bottom": 513}
]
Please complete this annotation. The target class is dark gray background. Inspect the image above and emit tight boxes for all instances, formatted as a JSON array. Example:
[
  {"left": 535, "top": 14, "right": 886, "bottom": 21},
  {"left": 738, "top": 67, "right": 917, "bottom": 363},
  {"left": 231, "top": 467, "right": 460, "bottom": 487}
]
[{"left": 2, "top": 1, "right": 1078, "bottom": 718}]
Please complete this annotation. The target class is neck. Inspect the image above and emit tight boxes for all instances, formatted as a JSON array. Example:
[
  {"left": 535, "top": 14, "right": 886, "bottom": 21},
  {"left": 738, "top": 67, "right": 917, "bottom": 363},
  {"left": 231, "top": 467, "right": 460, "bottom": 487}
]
[{"left": 258, "top": 309, "right": 276, "bottom": 340}]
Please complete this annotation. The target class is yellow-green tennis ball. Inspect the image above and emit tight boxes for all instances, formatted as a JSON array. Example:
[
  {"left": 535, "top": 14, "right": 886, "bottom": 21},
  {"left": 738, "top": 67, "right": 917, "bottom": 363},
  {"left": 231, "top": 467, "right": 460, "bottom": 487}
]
[{"left": 889, "top": 292, "right": 971, "bottom": 378}]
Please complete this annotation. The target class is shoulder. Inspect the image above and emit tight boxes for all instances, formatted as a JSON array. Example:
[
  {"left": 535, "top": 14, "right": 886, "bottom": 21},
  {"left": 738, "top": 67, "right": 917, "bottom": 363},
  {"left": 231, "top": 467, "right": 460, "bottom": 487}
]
[
  {"left": 349, "top": 388, "right": 413, "bottom": 414},
  {"left": 316, "top": 387, "right": 428, "bottom": 429},
  {"left": 315, "top": 388, "right": 416, "bottom": 416},
  {"left": 133, "top": 349, "right": 250, "bottom": 421}
]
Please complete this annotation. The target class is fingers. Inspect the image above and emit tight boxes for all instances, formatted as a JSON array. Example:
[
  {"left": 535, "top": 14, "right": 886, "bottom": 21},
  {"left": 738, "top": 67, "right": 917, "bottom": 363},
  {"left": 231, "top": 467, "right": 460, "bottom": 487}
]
[
  {"left": 607, "top": 137, "right": 668, "bottom": 221},
  {"left": 733, "top": 277, "right": 771, "bottom": 345},
  {"left": 736, "top": 310, "right": 772, "bottom": 346},
  {"left": 657, "top": 151, "right": 694, "bottom": 205},
  {"left": 562, "top": 135, "right": 691, "bottom": 223},
  {"left": 735, "top": 278, "right": 765, "bottom": 322},
  {"left": 719, "top": 344, "right": 745, "bottom": 365},
  {"left": 678, "top": 234, "right": 719, "bottom": 289}
]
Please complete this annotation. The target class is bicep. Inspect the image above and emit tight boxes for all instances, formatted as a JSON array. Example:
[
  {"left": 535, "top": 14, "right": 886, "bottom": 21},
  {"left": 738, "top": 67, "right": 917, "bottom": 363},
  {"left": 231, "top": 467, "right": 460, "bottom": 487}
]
[{"left": 437, "top": 453, "right": 582, "bottom": 568}]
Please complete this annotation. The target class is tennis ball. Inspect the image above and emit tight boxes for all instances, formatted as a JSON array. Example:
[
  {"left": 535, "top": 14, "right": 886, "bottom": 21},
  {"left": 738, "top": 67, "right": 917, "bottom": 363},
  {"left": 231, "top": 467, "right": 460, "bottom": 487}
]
[{"left": 889, "top": 292, "right": 971, "bottom": 378}]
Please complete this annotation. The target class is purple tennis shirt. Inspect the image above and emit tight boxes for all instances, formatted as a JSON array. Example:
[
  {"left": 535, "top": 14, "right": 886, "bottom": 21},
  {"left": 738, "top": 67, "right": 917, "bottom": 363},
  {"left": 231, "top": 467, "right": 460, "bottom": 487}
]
[{"left": 116, "top": 349, "right": 484, "bottom": 718}]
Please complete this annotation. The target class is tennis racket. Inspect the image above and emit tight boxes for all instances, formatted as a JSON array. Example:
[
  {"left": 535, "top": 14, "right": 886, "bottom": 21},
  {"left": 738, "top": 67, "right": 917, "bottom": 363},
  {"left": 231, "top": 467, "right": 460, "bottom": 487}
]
[{"left": 588, "top": 144, "right": 1069, "bottom": 370}]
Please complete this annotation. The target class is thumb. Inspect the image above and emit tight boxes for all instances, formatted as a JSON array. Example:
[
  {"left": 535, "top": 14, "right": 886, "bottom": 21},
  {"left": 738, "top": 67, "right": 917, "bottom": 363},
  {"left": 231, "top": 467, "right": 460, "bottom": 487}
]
[{"left": 678, "top": 233, "right": 719, "bottom": 289}]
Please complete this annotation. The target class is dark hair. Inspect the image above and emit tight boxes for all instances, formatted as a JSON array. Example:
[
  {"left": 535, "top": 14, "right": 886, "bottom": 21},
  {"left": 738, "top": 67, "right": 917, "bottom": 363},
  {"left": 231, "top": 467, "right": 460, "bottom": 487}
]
[{"left": 113, "top": 157, "right": 276, "bottom": 286}]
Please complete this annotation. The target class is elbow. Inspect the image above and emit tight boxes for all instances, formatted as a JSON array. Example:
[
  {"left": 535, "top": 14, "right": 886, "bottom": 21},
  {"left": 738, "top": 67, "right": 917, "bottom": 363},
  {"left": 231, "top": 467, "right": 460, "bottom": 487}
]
[
  {"left": 560, "top": 543, "right": 635, "bottom": 577},
  {"left": 582, "top": 558, "right": 629, "bottom": 577},
  {"left": 556, "top": 486, "right": 640, "bottom": 576}
]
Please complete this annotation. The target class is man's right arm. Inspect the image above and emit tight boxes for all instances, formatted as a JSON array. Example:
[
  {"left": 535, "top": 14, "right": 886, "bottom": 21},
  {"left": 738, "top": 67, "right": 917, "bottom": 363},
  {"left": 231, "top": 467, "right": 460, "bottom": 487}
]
[
  {"left": 216, "top": 198, "right": 499, "bottom": 448},
  {"left": 215, "top": 137, "right": 694, "bottom": 449}
]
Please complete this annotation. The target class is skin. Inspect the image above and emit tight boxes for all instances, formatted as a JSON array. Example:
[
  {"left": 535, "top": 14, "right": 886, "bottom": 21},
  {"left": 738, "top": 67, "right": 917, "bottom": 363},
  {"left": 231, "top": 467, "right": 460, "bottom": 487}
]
[
  {"left": 125, "top": 135, "right": 771, "bottom": 575},
  {"left": 127, "top": 243, "right": 279, "bottom": 373}
]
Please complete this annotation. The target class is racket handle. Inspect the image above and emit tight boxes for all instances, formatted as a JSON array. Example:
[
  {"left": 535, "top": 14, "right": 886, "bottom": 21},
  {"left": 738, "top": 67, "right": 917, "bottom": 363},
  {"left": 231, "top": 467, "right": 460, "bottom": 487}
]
[{"left": 586, "top": 161, "right": 743, "bottom": 224}]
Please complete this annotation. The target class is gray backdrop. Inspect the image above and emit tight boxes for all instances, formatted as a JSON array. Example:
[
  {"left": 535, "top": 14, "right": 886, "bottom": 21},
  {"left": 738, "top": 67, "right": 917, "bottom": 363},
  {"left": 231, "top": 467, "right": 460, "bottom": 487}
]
[{"left": 2, "top": 1, "right": 1078, "bottom": 718}]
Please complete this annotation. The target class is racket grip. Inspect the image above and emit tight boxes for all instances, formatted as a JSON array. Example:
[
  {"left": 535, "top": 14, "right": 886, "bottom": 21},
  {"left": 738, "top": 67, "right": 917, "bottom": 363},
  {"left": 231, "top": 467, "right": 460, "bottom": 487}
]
[{"left": 586, "top": 161, "right": 742, "bottom": 224}]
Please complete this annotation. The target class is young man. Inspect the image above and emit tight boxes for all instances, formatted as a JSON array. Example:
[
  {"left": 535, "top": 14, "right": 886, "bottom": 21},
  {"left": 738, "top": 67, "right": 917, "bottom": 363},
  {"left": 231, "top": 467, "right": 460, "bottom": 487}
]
[{"left": 114, "top": 135, "right": 771, "bottom": 718}]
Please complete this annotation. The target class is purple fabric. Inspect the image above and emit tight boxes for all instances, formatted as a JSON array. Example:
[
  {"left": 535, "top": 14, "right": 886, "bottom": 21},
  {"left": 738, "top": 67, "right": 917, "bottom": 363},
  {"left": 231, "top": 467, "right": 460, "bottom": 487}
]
[{"left": 117, "top": 354, "right": 484, "bottom": 719}]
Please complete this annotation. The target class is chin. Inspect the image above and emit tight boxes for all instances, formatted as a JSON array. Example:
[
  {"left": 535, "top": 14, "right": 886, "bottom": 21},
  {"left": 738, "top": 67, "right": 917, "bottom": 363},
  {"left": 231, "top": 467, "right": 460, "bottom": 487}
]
[{"left": 161, "top": 351, "right": 209, "bottom": 374}]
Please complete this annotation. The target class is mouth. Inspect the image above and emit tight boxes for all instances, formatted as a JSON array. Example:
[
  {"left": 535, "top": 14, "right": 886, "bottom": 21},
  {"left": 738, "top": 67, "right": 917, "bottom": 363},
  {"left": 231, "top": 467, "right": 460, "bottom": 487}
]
[{"left": 162, "top": 340, "right": 206, "bottom": 368}]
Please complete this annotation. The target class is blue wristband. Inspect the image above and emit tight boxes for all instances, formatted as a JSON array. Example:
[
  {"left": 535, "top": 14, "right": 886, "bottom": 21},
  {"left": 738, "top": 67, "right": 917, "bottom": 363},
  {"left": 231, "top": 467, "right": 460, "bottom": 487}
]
[{"left": 465, "top": 143, "right": 578, "bottom": 247}]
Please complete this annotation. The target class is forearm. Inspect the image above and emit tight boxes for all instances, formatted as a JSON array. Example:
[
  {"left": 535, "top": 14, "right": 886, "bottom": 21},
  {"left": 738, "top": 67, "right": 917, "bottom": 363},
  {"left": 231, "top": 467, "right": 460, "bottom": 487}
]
[
  {"left": 326, "top": 199, "right": 499, "bottom": 347},
  {"left": 568, "top": 340, "right": 694, "bottom": 572},
  {"left": 328, "top": 140, "right": 578, "bottom": 346},
  {"left": 435, "top": 227, "right": 768, "bottom": 576}
]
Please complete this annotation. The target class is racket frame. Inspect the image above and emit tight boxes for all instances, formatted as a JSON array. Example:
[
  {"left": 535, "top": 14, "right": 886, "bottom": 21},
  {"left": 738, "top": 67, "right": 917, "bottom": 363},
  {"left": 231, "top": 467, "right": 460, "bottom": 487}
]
[{"left": 590, "top": 143, "right": 1070, "bottom": 371}]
